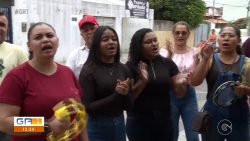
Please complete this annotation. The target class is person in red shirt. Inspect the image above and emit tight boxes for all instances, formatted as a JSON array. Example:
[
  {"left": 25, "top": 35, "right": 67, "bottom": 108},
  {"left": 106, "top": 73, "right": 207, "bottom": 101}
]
[
  {"left": 208, "top": 29, "right": 217, "bottom": 49},
  {"left": 0, "top": 22, "right": 88, "bottom": 141}
]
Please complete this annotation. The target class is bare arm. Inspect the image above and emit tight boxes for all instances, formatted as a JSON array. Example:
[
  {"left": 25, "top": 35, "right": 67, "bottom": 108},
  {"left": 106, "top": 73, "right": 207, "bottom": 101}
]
[
  {"left": 0, "top": 103, "right": 27, "bottom": 135},
  {"left": 190, "top": 44, "right": 214, "bottom": 86},
  {"left": 190, "top": 57, "right": 212, "bottom": 86},
  {"left": 0, "top": 103, "right": 74, "bottom": 137},
  {"left": 80, "top": 127, "right": 89, "bottom": 141}
]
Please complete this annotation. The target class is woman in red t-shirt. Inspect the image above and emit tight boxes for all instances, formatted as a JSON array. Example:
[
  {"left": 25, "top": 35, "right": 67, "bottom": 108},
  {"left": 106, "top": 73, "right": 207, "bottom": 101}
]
[{"left": 0, "top": 22, "right": 88, "bottom": 141}]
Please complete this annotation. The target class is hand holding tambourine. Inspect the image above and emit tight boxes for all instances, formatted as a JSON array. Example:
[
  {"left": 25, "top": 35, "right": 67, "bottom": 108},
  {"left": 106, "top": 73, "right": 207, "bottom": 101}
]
[{"left": 47, "top": 98, "right": 87, "bottom": 141}]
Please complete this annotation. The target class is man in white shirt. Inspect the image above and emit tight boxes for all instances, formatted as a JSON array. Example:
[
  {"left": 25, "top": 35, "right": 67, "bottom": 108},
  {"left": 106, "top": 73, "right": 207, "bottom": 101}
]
[
  {"left": 0, "top": 10, "right": 28, "bottom": 141},
  {"left": 66, "top": 15, "right": 98, "bottom": 79},
  {"left": 0, "top": 11, "right": 28, "bottom": 84}
]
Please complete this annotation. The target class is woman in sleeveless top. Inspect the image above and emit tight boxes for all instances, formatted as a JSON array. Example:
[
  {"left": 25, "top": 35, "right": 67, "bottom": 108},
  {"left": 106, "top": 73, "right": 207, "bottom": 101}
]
[{"left": 191, "top": 25, "right": 250, "bottom": 141}]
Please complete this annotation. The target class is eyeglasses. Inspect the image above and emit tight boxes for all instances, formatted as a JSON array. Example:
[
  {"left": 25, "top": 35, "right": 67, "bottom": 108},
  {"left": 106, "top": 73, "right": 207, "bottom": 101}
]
[
  {"left": 174, "top": 31, "right": 188, "bottom": 36},
  {"left": 219, "top": 33, "right": 236, "bottom": 38}
]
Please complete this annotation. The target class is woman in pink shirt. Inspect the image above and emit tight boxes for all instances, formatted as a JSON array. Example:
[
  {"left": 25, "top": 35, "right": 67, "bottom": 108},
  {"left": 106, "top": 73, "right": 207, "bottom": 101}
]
[{"left": 160, "top": 21, "right": 199, "bottom": 141}]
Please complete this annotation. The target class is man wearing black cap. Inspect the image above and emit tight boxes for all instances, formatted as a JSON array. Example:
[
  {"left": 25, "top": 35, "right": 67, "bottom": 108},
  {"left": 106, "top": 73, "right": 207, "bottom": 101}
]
[{"left": 66, "top": 15, "right": 98, "bottom": 79}]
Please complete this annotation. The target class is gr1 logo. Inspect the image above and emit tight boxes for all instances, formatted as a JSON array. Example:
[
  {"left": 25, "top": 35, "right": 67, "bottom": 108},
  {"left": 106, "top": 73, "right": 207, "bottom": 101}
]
[{"left": 14, "top": 117, "right": 44, "bottom": 133}]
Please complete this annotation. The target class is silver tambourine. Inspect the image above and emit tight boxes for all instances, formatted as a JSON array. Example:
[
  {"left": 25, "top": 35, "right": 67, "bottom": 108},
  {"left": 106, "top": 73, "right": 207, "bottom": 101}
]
[{"left": 213, "top": 81, "right": 238, "bottom": 107}]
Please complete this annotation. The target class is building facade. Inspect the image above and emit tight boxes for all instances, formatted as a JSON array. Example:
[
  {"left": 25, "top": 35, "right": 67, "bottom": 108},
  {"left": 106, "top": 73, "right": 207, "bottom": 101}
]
[{"left": 2, "top": 0, "right": 154, "bottom": 62}]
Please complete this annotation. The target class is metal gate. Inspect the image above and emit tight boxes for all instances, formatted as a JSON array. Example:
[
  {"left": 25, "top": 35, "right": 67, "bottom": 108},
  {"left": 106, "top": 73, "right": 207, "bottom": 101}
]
[
  {"left": 0, "top": 7, "right": 13, "bottom": 43},
  {"left": 194, "top": 24, "right": 209, "bottom": 47}
]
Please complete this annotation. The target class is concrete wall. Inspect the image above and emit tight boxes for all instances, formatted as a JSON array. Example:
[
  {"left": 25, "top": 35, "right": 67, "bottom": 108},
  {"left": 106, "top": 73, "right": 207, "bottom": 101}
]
[
  {"left": 11, "top": 0, "right": 155, "bottom": 62},
  {"left": 153, "top": 20, "right": 195, "bottom": 48},
  {"left": 154, "top": 31, "right": 195, "bottom": 48},
  {"left": 121, "top": 18, "right": 153, "bottom": 53},
  {"left": 11, "top": 0, "right": 127, "bottom": 62},
  {"left": 153, "top": 20, "right": 174, "bottom": 31}
]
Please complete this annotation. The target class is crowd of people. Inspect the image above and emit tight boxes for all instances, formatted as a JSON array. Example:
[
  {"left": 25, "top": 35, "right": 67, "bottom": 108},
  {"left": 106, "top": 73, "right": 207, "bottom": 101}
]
[{"left": 0, "top": 11, "right": 249, "bottom": 141}]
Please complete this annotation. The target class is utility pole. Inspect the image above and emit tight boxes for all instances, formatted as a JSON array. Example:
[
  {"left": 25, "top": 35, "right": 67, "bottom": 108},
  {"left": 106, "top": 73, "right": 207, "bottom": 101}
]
[
  {"left": 247, "top": 0, "right": 250, "bottom": 36},
  {"left": 212, "top": 0, "right": 215, "bottom": 29}
]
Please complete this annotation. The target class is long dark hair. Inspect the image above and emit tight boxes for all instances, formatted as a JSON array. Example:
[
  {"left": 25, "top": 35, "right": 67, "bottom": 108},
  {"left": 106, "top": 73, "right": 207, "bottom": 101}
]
[
  {"left": 27, "top": 22, "right": 56, "bottom": 59},
  {"left": 219, "top": 25, "right": 242, "bottom": 55},
  {"left": 128, "top": 28, "right": 153, "bottom": 65},
  {"left": 79, "top": 26, "right": 120, "bottom": 79}
]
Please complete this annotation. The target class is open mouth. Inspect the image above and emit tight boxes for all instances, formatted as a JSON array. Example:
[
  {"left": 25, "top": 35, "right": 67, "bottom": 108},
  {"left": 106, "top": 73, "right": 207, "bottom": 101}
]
[
  {"left": 107, "top": 46, "right": 116, "bottom": 53},
  {"left": 222, "top": 43, "right": 229, "bottom": 48},
  {"left": 41, "top": 45, "right": 53, "bottom": 51},
  {"left": 152, "top": 47, "right": 159, "bottom": 53}
]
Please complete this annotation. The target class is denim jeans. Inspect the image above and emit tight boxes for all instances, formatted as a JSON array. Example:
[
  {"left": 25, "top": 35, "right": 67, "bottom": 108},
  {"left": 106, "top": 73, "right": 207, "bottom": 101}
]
[
  {"left": 202, "top": 100, "right": 249, "bottom": 141},
  {"left": 249, "top": 108, "right": 250, "bottom": 139},
  {"left": 126, "top": 111, "right": 173, "bottom": 141},
  {"left": 0, "top": 132, "right": 10, "bottom": 141},
  {"left": 201, "top": 54, "right": 249, "bottom": 141},
  {"left": 170, "top": 85, "right": 199, "bottom": 141},
  {"left": 87, "top": 114, "right": 126, "bottom": 141}
]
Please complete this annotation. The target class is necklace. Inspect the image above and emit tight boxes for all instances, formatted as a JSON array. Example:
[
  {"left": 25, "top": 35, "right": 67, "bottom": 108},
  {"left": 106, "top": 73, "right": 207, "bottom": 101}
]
[{"left": 102, "top": 64, "right": 115, "bottom": 76}]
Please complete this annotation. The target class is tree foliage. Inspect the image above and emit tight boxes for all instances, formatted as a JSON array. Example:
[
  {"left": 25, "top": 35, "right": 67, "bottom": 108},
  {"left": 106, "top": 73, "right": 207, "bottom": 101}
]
[{"left": 149, "top": 0, "right": 206, "bottom": 28}]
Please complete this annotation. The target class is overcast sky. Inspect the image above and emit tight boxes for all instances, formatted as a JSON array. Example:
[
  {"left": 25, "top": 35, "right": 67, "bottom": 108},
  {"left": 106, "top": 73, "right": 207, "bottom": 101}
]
[{"left": 204, "top": 0, "right": 249, "bottom": 21}]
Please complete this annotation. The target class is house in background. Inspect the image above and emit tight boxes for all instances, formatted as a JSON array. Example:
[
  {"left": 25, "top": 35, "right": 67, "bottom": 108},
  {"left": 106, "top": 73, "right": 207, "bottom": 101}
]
[{"left": 204, "top": 6, "right": 228, "bottom": 29}]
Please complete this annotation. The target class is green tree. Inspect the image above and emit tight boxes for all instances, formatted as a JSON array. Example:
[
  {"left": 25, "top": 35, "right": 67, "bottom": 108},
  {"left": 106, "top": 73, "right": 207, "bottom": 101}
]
[{"left": 149, "top": 0, "right": 206, "bottom": 28}]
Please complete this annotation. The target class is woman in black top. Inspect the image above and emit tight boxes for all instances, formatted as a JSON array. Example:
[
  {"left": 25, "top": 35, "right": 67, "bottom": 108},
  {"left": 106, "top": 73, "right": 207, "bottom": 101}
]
[
  {"left": 79, "top": 26, "right": 131, "bottom": 141},
  {"left": 126, "top": 28, "right": 190, "bottom": 141}
]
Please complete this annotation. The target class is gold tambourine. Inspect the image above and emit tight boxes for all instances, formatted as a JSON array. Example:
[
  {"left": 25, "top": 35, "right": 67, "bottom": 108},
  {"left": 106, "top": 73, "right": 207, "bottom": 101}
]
[{"left": 47, "top": 98, "right": 87, "bottom": 141}]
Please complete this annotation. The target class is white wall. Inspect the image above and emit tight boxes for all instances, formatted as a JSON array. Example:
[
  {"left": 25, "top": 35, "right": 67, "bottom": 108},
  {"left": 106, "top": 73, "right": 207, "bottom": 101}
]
[
  {"left": 121, "top": 18, "right": 153, "bottom": 53},
  {"left": 11, "top": 0, "right": 125, "bottom": 62},
  {"left": 11, "top": 0, "right": 153, "bottom": 62},
  {"left": 12, "top": 0, "right": 83, "bottom": 62}
]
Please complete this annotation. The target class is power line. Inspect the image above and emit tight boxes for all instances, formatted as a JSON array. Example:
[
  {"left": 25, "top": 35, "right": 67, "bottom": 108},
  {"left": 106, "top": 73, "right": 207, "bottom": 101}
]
[{"left": 204, "top": 1, "right": 247, "bottom": 8}]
